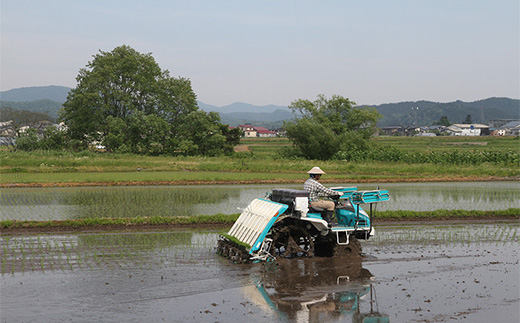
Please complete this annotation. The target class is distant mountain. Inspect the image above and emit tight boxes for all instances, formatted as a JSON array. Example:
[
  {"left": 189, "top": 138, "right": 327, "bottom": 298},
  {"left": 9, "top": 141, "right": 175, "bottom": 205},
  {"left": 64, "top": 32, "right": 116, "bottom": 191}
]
[
  {"left": 218, "top": 109, "right": 293, "bottom": 128},
  {"left": 0, "top": 85, "right": 70, "bottom": 120},
  {"left": 1, "top": 86, "right": 517, "bottom": 128},
  {"left": 367, "top": 97, "right": 520, "bottom": 127},
  {"left": 197, "top": 101, "right": 289, "bottom": 114},
  {"left": 0, "top": 85, "right": 71, "bottom": 103},
  {"left": 197, "top": 101, "right": 292, "bottom": 128},
  {"left": 0, "top": 99, "right": 63, "bottom": 120}
]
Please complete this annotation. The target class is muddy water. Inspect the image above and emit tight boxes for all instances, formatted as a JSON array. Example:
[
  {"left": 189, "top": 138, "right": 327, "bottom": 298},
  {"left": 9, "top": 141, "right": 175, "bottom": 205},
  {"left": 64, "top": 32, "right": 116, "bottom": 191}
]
[{"left": 1, "top": 223, "right": 518, "bottom": 322}]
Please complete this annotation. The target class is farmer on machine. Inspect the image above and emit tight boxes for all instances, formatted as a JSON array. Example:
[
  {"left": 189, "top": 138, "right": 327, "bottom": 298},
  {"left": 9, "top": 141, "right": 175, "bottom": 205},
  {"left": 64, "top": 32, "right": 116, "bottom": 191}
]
[{"left": 303, "top": 167, "right": 343, "bottom": 224}]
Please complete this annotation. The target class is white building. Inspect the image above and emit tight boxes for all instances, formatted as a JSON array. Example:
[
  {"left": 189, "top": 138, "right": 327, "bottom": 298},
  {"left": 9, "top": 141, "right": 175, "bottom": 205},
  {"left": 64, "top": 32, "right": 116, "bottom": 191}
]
[
  {"left": 237, "top": 124, "right": 257, "bottom": 138},
  {"left": 445, "top": 124, "right": 489, "bottom": 136}
]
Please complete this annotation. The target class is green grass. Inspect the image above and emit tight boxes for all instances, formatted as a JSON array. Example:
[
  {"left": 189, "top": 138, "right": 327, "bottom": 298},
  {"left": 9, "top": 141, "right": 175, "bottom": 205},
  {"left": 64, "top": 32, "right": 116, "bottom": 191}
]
[
  {"left": 1, "top": 209, "right": 518, "bottom": 230},
  {"left": 1, "top": 161, "right": 517, "bottom": 185},
  {"left": 1, "top": 136, "right": 518, "bottom": 185},
  {"left": 241, "top": 136, "right": 520, "bottom": 155},
  {"left": 0, "top": 170, "right": 305, "bottom": 184},
  {"left": 0, "top": 213, "right": 240, "bottom": 230},
  {"left": 375, "top": 208, "right": 520, "bottom": 220},
  {"left": 372, "top": 135, "right": 519, "bottom": 153}
]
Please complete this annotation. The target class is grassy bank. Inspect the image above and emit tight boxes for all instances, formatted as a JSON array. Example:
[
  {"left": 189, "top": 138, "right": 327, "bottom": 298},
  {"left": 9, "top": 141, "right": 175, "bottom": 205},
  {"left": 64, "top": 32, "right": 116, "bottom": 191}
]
[
  {"left": 0, "top": 214, "right": 239, "bottom": 231},
  {"left": 1, "top": 208, "right": 518, "bottom": 232},
  {"left": 1, "top": 153, "right": 518, "bottom": 186},
  {"left": 1, "top": 168, "right": 518, "bottom": 187},
  {"left": 375, "top": 208, "right": 520, "bottom": 220},
  {"left": 1, "top": 136, "right": 518, "bottom": 186}
]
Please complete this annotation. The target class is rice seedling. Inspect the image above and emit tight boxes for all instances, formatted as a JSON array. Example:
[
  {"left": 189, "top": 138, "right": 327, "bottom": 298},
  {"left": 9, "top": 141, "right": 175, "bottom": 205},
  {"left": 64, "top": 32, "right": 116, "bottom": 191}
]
[
  {"left": 2, "top": 181, "right": 518, "bottom": 223},
  {"left": 369, "top": 222, "right": 519, "bottom": 250}
]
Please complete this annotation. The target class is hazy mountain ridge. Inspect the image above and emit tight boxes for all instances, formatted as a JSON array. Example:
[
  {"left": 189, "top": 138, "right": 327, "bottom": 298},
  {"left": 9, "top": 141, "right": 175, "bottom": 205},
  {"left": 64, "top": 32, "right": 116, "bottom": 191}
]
[
  {"left": 1, "top": 86, "right": 518, "bottom": 127},
  {"left": 0, "top": 85, "right": 71, "bottom": 103},
  {"left": 369, "top": 97, "right": 519, "bottom": 126},
  {"left": 0, "top": 99, "right": 64, "bottom": 119},
  {"left": 218, "top": 109, "right": 293, "bottom": 128},
  {"left": 197, "top": 101, "right": 289, "bottom": 114}
]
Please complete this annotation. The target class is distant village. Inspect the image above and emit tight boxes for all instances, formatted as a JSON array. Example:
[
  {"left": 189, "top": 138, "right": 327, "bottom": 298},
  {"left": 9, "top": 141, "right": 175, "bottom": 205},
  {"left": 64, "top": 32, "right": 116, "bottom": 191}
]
[
  {"left": 232, "top": 124, "right": 280, "bottom": 138},
  {"left": 379, "top": 119, "right": 520, "bottom": 137},
  {"left": 233, "top": 119, "right": 520, "bottom": 138},
  {"left": 0, "top": 119, "right": 519, "bottom": 145}
]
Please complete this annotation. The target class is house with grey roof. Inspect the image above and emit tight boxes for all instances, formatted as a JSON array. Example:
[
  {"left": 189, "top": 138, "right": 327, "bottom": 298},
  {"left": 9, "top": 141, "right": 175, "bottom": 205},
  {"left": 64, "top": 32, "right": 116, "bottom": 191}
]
[{"left": 497, "top": 120, "right": 520, "bottom": 136}]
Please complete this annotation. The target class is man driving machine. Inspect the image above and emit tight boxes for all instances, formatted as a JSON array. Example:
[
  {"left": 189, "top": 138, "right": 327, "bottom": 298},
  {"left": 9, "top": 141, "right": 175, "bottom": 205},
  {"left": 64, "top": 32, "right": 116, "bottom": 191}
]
[{"left": 303, "top": 167, "right": 343, "bottom": 224}]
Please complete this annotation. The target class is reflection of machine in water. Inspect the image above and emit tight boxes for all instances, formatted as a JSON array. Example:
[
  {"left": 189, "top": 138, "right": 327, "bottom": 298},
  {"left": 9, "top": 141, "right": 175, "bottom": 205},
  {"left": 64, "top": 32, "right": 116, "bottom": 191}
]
[
  {"left": 352, "top": 285, "right": 388, "bottom": 323},
  {"left": 244, "top": 257, "right": 389, "bottom": 323}
]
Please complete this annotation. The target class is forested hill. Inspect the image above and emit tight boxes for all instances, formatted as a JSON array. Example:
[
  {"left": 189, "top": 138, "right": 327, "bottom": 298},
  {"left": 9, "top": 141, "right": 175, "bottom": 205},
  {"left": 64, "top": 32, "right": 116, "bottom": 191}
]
[
  {"left": 198, "top": 101, "right": 291, "bottom": 128},
  {"left": 0, "top": 86, "right": 518, "bottom": 126},
  {"left": 0, "top": 85, "right": 71, "bottom": 103},
  {"left": 0, "top": 86, "right": 71, "bottom": 120},
  {"left": 369, "top": 97, "right": 519, "bottom": 127},
  {"left": 0, "top": 100, "right": 63, "bottom": 120}
]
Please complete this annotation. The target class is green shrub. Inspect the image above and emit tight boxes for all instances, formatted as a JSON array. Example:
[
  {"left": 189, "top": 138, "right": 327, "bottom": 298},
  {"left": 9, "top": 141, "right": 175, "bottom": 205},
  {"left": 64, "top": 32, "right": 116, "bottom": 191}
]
[{"left": 15, "top": 128, "right": 39, "bottom": 151}]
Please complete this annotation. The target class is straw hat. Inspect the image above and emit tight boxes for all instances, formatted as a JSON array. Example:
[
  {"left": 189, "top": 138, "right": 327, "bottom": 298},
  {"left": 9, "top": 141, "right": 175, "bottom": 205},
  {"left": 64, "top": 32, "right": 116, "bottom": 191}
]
[{"left": 307, "top": 166, "right": 326, "bottom": 174}]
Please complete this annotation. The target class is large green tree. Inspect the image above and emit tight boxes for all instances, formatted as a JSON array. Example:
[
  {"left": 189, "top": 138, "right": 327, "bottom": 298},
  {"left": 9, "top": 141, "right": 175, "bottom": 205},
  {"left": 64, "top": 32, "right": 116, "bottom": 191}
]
[
  {"left": 61, "top": 45, "right": 238, "bottom": 155},
  {"left": 283, "top": 95, "right": 381, "bottom": 160}
]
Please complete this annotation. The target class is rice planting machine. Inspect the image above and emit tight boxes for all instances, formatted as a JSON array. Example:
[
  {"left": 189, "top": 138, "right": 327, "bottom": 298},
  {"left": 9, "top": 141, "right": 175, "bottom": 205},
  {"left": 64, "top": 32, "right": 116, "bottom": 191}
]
[{"left": 217, "top": 186, "right": 390, "bottom": 263}]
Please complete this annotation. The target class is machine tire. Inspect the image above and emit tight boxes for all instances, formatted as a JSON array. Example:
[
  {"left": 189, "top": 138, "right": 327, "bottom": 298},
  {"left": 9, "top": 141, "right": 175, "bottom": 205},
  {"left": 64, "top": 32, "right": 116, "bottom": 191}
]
[
  {"left": 333, "top": 236, "right": 362, "bottom": 258},
  {"left": 314, "top": 235, "right": 362, "bottom": 258},
  {"left": 270, "top": 225, "right": 314, "bottom": 258}
]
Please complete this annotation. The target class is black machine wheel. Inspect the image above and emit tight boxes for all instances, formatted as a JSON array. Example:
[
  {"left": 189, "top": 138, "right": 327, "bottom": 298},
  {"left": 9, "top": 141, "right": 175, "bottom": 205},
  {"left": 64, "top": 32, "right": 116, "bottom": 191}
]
[
  {"left": 270, "top": 225, "right": 314, "bottom": 258},
  {"left": 314, "top": 235, "right": 362, "bottom": 258},
  {"left": 332, "top": 236, "right": 362, "bottom": 257}
]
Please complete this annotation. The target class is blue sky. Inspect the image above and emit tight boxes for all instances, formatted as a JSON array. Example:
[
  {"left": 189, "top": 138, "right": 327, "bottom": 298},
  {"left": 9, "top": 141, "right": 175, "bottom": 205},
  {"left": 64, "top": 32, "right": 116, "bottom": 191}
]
[{"left": 1, "top": 0, "right": 518, "bottom": 106}]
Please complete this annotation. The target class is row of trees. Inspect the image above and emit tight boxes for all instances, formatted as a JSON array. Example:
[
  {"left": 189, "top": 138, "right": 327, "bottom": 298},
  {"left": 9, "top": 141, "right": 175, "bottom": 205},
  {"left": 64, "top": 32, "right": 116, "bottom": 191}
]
[
  {"left": 0, "top": 107, "right": 54, "bottom": 125},
  {"left": 12, "top": 45, "right": 381, "bottom": 160},
  {"left": 433, "top": 114, "right": 474, "bottom": 127}
]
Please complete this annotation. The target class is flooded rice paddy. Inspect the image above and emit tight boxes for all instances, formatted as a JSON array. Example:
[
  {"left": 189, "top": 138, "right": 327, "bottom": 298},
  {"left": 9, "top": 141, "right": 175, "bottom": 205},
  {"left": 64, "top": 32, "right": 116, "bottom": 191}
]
[
  {"left": 1, "top": 222, "right": 518, "bottom": 322},
  {"left": 1, "top": 181, "right": 518, "bottom": 221}
]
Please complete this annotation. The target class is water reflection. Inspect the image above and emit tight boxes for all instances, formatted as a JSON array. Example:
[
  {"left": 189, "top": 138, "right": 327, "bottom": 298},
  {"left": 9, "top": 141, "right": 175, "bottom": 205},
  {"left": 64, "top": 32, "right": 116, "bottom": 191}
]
[
  {"left": 248, "top": 257, "right": 389, "bottom": 323},
  {"left": 0, "top": 186, "right": 239, "bottom": 220},
  {"left": 1, "top": 181, "right": 518, "bottom": 221},
  {"left": 2, "top": 226, "right": 517, "bottom": 322}
]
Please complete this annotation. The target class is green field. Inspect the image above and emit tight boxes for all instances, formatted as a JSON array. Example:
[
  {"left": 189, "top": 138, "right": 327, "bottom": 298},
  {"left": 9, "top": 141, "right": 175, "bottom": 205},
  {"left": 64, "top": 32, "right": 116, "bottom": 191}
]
[
  {"left": 242, "top": 135, "right": 520, "bottom": 155},
  {"left": 372, "top": 135, "right": 519, "bottom": 152},
  {"left": 1, "top": 136, "right": 518, "bottom": 228},
  {"left": 1, "top": 136, "right": 518, "bottom": 185}
]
